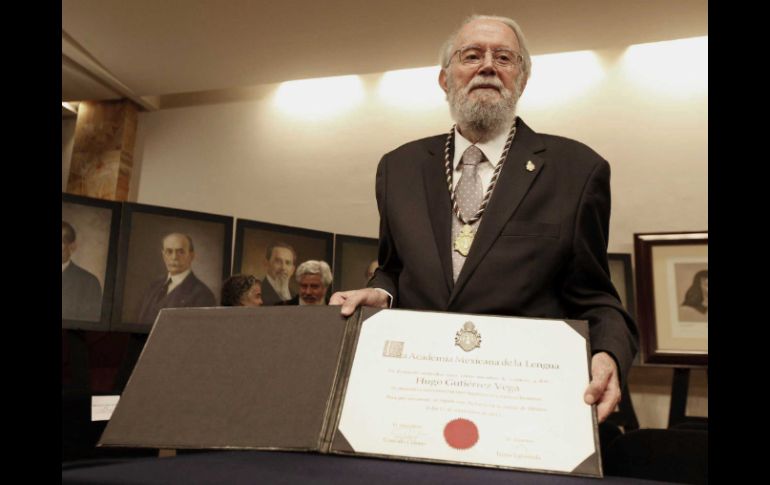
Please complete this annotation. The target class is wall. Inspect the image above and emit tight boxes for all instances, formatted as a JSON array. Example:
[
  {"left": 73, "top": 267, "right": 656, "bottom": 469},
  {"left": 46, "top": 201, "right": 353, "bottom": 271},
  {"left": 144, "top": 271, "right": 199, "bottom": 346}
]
[
  {"left": 62, "top": 118, "right": 76, "bottom": 189},
  {"left": 61, "top": 37, "right": 708, "bottom": 429},
  {"left": 125, "top": 38, "right": 707, "bottom": 256}
]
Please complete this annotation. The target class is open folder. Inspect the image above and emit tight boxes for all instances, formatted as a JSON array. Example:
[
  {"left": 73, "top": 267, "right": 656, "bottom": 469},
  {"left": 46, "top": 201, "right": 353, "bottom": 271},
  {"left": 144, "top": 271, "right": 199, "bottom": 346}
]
[{"left": 99, "top": 306, "right": 601, "bottom": 477}]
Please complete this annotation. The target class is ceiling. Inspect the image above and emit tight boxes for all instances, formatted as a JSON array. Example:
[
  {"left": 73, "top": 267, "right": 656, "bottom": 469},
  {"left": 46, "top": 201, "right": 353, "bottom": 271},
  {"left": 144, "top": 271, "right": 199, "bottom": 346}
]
[{"left": 62, "top": 0, "right": 707, "bottom": 113}]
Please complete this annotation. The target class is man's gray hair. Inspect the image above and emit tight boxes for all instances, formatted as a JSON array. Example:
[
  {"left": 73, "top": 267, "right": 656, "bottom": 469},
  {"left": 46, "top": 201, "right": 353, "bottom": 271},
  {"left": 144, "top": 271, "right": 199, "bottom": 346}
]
[
  {"left": 295, "top": 260, "right": 333, "bottom": 287},
  {"left": 439, "top": 14, "right": 532, "bottom": 83}
]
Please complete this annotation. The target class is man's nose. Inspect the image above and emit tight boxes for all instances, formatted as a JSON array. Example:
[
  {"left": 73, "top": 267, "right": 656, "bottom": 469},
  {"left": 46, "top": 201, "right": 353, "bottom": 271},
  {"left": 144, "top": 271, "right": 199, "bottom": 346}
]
[{"left": 477, "top": 51, "right": 497, "bottom": 75}]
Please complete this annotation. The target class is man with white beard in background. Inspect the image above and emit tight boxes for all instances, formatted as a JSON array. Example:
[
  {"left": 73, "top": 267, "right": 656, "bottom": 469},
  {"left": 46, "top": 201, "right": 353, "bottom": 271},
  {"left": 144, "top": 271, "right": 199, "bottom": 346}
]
[
  {"left": 260, "top": 242, "right": 297, "bottom": 305},
  {"left": 331, "top": 14, "right": 638, "bottom": 425}
]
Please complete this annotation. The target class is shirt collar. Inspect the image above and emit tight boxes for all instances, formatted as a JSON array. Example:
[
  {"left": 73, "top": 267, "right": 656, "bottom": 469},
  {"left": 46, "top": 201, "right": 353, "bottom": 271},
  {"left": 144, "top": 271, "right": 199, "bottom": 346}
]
[
  {"left": 168, "top": 269, "right": 191, "bottom": 285},
  {"left": 62, "top": 260, "right": 71, "bottom": 272},
  {"left": 453, "top": 126, "right": 511, "bottom": 171}
]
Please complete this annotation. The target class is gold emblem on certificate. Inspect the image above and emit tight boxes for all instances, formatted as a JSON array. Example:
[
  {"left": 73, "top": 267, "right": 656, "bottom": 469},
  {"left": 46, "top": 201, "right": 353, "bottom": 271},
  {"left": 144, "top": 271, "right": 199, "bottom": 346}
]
[
  {"left": 382, "top": 340, "right": 405, "bottom": 358},
  {"left": 454, "top": 225, "right": 475, "bottom": 256},
  {"left": 454, "top": 321, "right": 481, "bottom": 352}
]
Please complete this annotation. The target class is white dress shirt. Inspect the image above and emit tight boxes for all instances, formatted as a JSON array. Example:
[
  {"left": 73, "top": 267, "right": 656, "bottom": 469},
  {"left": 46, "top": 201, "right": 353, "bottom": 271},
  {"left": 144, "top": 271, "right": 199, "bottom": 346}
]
[{"left": 166, "top": 269, "right": 192, "bottom": 294}]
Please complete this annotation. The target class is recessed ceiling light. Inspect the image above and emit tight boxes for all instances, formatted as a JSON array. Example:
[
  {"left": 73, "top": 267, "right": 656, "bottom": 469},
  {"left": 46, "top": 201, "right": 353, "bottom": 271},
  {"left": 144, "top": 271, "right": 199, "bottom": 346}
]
[{"left": 62, "top": 102, "right": 79, "bottom": 114}]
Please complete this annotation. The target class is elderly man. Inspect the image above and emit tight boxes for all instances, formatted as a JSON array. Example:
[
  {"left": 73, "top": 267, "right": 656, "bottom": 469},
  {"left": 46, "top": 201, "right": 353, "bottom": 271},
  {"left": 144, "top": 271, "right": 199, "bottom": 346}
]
[
  {"left": 137, "top": 232, "right": 216, "bottom": 325},
  {"left": 331, "top": 15, "right": 638, "bottom": 423},
  {"left": 62, "top": 221, "right": 102, "bottom": 321},
  {"left": 261, "top": 242, "right": 297, "bottom": 305},
  {"left": 283, "top": 260, "right": 333, "bottom": 306}
]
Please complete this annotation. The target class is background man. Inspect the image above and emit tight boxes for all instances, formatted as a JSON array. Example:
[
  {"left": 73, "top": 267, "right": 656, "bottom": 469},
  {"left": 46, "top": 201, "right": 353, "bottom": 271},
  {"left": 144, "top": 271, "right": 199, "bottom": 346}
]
[
  {"left": 261, "top": 242, "right": 297, "bottom": 305},
  {"left": 62, "top": 220, "right": 102, "bottom": 321},
  {"left": 282, "top": 260, "right": 333, "bottom": 306},
  {"left": 331, "top": 14, "right": 638, "bottom": 423},
  {"left": 137, "top": 232, "right": 216, "bottom": 325}
]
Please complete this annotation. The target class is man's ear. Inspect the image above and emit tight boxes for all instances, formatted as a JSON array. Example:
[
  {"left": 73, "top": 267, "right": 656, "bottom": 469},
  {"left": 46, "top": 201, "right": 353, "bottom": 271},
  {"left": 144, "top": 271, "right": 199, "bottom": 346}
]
[
  {"left": 439, "top": 69, "right": 449, "bottom": 94},
  {"left": 70, "top": 241, "right": 78, "bottom": 254}
]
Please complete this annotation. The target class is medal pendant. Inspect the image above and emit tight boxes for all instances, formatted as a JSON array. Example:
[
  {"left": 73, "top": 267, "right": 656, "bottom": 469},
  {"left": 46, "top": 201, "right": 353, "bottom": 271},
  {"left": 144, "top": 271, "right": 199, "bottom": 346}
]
[{"left": 454, "top": 224, "right": 475, "bottom": 256}]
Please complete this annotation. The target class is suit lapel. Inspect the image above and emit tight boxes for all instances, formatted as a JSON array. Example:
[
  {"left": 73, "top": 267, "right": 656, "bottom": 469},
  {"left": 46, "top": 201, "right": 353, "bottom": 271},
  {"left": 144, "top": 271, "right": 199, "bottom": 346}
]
[
  {"left": 422, "top": 136, "right": 454, "bottom": 294},
  {"left": 448, "top": 119, "right": 547, "bottom": 306}
]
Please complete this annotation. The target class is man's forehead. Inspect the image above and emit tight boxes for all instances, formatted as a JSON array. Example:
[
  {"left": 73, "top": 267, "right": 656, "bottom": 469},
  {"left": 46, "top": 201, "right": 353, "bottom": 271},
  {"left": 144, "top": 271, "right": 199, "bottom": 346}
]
[
  {"left": 455, "top": 19, "right": 519, "bottom": 49},
  {"left": 272, "top": 247, "right": 294, "bottom": 259},
  {"left": 163, "top": 234, "right": 189, "bottom": 249},
  {"left": 301, "top": 274, "right": 322, "bottom": 282}
]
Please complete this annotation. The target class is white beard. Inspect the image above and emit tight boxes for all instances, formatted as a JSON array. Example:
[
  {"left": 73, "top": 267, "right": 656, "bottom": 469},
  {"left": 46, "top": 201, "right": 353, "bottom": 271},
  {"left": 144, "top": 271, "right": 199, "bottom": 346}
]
[
  {"left": 299, "top": 297, "right": 325, "bottom": 306},
  {"left": 446, "top": 74, "right": 521, "bottom": 140},
  {"left": 270, "top": 274, "right": 292, "bottom": 300}
]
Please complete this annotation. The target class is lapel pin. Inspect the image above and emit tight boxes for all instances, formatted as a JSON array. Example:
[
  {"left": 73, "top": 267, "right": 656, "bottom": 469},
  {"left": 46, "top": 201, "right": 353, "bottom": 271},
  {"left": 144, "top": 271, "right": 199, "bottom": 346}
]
[{"left": 526, "top": 160, "right": 536, "bottom": 172}]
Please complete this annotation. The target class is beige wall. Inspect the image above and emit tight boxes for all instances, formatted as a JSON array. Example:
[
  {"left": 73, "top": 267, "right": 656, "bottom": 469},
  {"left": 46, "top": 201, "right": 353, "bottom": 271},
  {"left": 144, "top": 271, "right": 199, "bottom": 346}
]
[
  {"left": 122, "top": 40, "right": 707, "bottom": 256},
  {"left": 629, "top": 366, "right": 707, "bottom": 429},
  {"left": 61, "top": 37, "right": 708, "bottom": 429}
]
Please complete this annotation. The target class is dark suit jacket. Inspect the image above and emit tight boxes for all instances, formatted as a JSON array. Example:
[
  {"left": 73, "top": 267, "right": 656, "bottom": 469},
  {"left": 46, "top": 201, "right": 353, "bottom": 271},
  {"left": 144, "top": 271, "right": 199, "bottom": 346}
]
[
  {"left": 137, "top": 272, "right": 216, "bottom": 325},
  {"left": 62, "top": 261, "right": 102, "bottom": 321},
  {"left": 369, "top": 118, "right": 638, "bottom": 385}
]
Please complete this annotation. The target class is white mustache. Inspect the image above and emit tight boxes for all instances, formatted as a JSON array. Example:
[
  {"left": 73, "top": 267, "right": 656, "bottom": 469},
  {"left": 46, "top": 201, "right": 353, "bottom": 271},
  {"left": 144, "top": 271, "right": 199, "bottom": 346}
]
[{"left": 466, "top": 77, "right": 504, "bottom": 92}]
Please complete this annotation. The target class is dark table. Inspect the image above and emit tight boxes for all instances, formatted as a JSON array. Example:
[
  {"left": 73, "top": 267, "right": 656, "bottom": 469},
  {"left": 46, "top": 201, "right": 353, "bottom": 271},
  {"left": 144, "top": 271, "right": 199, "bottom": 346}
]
[{"left": 62, "top": 450, "right": 676, "bottom": 484}]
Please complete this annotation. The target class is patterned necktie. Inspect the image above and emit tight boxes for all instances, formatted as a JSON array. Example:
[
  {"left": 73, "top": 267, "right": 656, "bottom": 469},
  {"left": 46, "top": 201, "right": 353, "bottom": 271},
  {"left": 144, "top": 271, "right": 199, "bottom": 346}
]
[{"left": 451, "top": 145, "right": 485, "bottom": 281}]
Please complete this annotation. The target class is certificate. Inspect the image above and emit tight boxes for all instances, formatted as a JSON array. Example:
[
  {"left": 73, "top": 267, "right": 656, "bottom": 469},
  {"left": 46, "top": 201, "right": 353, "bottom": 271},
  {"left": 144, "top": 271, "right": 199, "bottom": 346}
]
[
  {"left": 334, "top": 309, "right": 600, "bottom": 477},
  {"left": 99, "top": 306, "right": 599, "bottom": 477}
]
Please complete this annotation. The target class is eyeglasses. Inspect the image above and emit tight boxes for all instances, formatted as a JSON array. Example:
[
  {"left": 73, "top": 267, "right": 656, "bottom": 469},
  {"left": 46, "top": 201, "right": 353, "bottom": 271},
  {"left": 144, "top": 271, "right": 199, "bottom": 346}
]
[{"left": 447, "top": 45, "right": 523, "bottom": 69}]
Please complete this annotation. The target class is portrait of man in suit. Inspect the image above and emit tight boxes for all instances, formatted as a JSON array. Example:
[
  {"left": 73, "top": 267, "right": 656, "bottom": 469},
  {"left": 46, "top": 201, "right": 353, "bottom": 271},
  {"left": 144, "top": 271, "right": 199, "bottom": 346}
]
[
  {"left": 62, "top": 220, "right": 102, "bottom": 321},
  {"left": 331, "top": 14, "right": 638, "bottom": 424},
  {"left": 260, "top": 242, "right": 297, "bottom": 305},
  {"left": 137, "top": 232, "right": 217, "bottom": 325}
]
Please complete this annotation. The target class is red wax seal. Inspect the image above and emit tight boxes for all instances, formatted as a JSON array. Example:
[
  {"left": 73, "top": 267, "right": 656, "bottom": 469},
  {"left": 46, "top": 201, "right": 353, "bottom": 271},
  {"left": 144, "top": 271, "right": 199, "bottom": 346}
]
[{"left": 443, "top": 418, "right": 479, "bottom": 450}]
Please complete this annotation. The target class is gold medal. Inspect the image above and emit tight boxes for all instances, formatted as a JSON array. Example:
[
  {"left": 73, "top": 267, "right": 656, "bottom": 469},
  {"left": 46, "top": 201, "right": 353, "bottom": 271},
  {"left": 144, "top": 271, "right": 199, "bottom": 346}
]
[{"left": 454, "top": 224, "right": 475, "bottom": 256}]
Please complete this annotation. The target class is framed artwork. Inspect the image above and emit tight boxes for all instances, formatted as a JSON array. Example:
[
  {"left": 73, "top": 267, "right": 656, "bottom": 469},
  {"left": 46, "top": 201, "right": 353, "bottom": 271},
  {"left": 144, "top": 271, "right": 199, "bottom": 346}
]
[
  {"left": 333, "top": 234, "right": 379, "bottom": 292},
  {"left": 608, "top": 253, "right": 636, "bottom": 320},
  {"left": 634, "top": 232, "right": 708, "bottom": 366},
  {"left": 233, "top": 219, "right": 333, "bottom": 305},
  {"left": 111, "top": 202, "right": 233, "bottom": 333},
  {"left": 62, "top": 193, "right": 121, "bottom": 331},
  {"left": 607, "top": 253, "right": 639, "bottom": 365}
]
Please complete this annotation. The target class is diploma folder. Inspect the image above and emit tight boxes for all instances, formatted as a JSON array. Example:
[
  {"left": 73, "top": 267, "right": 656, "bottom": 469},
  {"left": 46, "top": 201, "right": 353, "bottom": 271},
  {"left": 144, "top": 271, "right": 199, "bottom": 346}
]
[{"left": 99, "top": 306, "right": 602, "bottom": 477}]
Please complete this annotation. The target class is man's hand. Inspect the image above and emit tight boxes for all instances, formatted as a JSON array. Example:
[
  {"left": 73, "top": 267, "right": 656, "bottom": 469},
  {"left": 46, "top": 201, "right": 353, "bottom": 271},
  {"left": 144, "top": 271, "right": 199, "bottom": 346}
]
[
  {"left": 329, "top": 288, "right": 390, "bottom": 316},
  {"left": 583, "top": 352, "right": 621, "bottom": 423}
]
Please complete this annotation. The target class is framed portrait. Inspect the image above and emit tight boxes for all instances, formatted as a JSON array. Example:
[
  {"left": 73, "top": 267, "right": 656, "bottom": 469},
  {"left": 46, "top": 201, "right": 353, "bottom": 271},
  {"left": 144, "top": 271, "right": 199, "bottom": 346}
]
[
  {"left": 608, "top": 253, "right": 636, "bottom": 320},
  {"left": 634, "top": 232, "right": 708, "bottom": 366},
  {"left": 111, "top": 203, "right": 233, "bottom": 333},
  {"left": 233, "top": 219, "right": 333, "bottom": 305},
  {"left": 607, "top": 253, "right": 639, "bottom": 365},
  {"left": 62, "top": 193, "right": 122, "bottom": 331},
  {"left": 333, "top": 234, "right": 379, "bottom": 292}
]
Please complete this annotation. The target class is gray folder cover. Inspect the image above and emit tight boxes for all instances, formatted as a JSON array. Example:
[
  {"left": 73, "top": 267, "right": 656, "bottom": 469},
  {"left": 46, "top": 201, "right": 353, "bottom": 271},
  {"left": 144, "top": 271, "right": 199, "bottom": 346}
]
[{"left": 100, "top": 306, "right": 349, "bottom": 451}]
